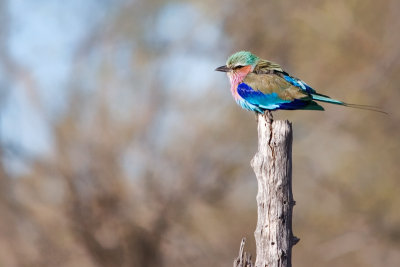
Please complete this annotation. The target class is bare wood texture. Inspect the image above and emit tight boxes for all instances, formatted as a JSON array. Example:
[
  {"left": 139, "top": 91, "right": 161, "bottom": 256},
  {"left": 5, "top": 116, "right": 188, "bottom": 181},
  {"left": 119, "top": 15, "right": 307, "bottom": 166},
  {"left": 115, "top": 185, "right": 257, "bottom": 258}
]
[
  {"left": 233, "top": 238, "right": 254, "bottom": 267},
  {"left": 250, "top": 113, "right": 298, "bottom": 267}
]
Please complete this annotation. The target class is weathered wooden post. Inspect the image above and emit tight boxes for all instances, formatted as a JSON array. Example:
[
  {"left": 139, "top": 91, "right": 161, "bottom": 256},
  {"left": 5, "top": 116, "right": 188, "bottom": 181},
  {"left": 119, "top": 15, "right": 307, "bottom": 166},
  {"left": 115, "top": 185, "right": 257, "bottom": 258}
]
[{"left": 234, "top": 112, "right": 298, "bottom": 267}]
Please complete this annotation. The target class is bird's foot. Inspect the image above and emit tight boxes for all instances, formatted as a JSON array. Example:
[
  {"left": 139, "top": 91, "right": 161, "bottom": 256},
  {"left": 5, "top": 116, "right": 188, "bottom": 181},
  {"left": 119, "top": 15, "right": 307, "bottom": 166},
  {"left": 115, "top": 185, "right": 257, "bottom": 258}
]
[{"left": 264, "top": 110, "right": 274, "bottom": 122}]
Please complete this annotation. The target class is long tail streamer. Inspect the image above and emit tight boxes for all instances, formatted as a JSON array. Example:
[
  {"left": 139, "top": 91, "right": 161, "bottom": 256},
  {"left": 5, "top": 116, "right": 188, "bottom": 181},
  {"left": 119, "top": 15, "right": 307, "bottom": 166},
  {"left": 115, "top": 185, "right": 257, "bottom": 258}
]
[
  {"left": 312, "top": 93, "right": 387, "bottom": 114},
  {"left": 343, "top": 103, "right": 388, "bottom": 114}
]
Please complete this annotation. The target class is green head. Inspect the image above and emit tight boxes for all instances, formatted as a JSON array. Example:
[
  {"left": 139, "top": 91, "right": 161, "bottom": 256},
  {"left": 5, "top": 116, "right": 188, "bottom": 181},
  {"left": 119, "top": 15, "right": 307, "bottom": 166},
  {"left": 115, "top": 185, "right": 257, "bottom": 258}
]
[
  {"left": 215, "top": 51, "right": 259, "bottom": 72},
  {"left": 226, "top": 51, "right": 259, "bottom": 68}
]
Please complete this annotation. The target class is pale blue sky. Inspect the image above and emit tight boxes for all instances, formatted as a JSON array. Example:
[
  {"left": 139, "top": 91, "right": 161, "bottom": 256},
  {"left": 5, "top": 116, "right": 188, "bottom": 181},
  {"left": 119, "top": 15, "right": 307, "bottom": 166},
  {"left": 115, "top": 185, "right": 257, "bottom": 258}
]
[
  {"left": 1, "top": 0, "right": 113, "bottom": 173},
  {"left": 0, "top": 0, "right": 227, "bottom": 175}
]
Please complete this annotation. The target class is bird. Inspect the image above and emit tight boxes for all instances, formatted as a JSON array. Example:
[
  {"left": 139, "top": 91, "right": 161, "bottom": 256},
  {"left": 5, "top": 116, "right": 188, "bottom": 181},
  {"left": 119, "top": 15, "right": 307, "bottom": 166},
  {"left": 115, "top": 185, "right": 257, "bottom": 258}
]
[{"left": 215, "top": 51, "right": 386, "bottom": 116}]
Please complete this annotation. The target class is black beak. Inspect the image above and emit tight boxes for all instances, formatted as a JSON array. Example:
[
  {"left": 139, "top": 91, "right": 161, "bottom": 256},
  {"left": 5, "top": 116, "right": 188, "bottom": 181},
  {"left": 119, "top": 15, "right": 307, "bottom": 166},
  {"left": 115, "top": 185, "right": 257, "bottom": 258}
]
[{"left": 215, "top": 65, "right": 231, "bottom": 72}]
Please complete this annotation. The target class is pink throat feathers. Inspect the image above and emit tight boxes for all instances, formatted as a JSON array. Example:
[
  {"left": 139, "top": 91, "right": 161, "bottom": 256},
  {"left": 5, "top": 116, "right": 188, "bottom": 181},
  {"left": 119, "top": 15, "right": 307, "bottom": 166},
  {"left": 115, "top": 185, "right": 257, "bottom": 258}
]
[{"left": 227, "top": 65, "right": 253, "bottom": 101}]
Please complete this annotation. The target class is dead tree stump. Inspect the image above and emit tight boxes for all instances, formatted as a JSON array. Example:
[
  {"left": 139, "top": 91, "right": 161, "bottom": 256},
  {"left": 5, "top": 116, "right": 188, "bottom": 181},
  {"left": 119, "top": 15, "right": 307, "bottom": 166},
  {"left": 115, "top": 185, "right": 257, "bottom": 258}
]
[
  {"left": 235, "top": 112, "right": 298, "bottom": 267},
  {"left": 251, "top": 113, "right": 298, "bottom": 267}
]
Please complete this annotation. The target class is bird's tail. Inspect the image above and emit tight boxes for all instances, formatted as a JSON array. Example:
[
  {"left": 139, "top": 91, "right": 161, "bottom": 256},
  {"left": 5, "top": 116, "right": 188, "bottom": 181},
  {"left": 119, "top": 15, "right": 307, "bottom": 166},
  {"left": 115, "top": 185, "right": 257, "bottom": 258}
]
[{"left": 311, "top": 93, "right": 387, "bottom": 114}]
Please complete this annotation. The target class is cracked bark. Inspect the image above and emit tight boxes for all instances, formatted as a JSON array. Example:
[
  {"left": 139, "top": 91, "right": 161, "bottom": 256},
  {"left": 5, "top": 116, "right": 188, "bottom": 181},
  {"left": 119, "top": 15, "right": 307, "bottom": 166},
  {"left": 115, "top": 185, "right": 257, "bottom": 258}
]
[{"left": 250, "top": 113, "right": 298, "bottom": 267}]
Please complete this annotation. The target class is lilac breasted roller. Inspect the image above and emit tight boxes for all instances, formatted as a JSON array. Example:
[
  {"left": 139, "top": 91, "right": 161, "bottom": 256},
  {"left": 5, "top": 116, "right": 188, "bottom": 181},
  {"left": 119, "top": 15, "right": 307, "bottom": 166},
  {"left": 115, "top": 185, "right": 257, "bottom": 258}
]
[{"left": 215, "top": 51, "right": 385, "bottom": 114}]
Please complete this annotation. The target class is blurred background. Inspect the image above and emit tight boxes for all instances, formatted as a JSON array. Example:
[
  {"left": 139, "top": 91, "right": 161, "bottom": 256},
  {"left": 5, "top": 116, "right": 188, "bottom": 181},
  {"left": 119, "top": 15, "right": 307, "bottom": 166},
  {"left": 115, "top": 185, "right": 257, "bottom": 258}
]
[{"left": 0, "top": 0, "right": 399, "bottom": 266}]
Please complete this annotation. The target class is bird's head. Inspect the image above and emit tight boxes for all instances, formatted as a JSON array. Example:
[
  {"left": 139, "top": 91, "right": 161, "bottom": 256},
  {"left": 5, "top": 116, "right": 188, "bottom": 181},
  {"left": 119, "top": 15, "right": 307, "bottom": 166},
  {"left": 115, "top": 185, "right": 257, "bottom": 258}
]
[{"left": 215, "top": 51, "right": 259, "bottom": 73}]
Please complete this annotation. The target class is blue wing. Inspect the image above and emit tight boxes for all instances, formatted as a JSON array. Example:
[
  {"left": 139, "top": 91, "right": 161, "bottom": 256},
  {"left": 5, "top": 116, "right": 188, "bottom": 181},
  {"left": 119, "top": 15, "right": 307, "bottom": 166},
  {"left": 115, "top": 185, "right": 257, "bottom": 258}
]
[
  {"left": 236, "top": 83, "right": 291, "bottom": 111},
  {"left": 281, "top": 73, "right": 344, "bottom": 105},
  {"left": 281, "top": 74, "right": 316, "bottom": 94}
]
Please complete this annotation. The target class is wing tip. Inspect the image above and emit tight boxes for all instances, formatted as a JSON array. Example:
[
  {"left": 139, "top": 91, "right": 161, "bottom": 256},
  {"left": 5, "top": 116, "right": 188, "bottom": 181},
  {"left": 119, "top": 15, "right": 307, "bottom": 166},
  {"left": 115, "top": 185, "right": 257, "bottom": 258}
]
[{"left": 302, "top": 101, "right": 325, "bottom": 111}]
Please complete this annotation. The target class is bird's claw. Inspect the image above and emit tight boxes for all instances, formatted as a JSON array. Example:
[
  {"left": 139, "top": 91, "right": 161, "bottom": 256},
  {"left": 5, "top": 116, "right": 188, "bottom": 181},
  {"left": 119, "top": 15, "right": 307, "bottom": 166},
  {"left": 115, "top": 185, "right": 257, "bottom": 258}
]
[{"left": 264, "top": 110, "right": 274, "bottom": 122}]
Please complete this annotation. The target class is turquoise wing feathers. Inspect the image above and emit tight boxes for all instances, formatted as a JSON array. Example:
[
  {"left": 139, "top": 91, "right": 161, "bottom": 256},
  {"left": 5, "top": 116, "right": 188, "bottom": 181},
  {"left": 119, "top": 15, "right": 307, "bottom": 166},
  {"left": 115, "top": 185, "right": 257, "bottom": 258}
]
[{"left": 279, "top": 72, "right": 345, "bottom": 105}]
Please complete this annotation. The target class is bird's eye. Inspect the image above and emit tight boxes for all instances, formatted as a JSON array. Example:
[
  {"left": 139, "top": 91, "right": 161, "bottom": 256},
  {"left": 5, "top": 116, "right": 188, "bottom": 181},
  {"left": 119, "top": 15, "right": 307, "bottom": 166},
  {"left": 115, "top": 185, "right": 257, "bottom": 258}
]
[{"left": 233, "top": 65, "right": 244, "bottom": 69}]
